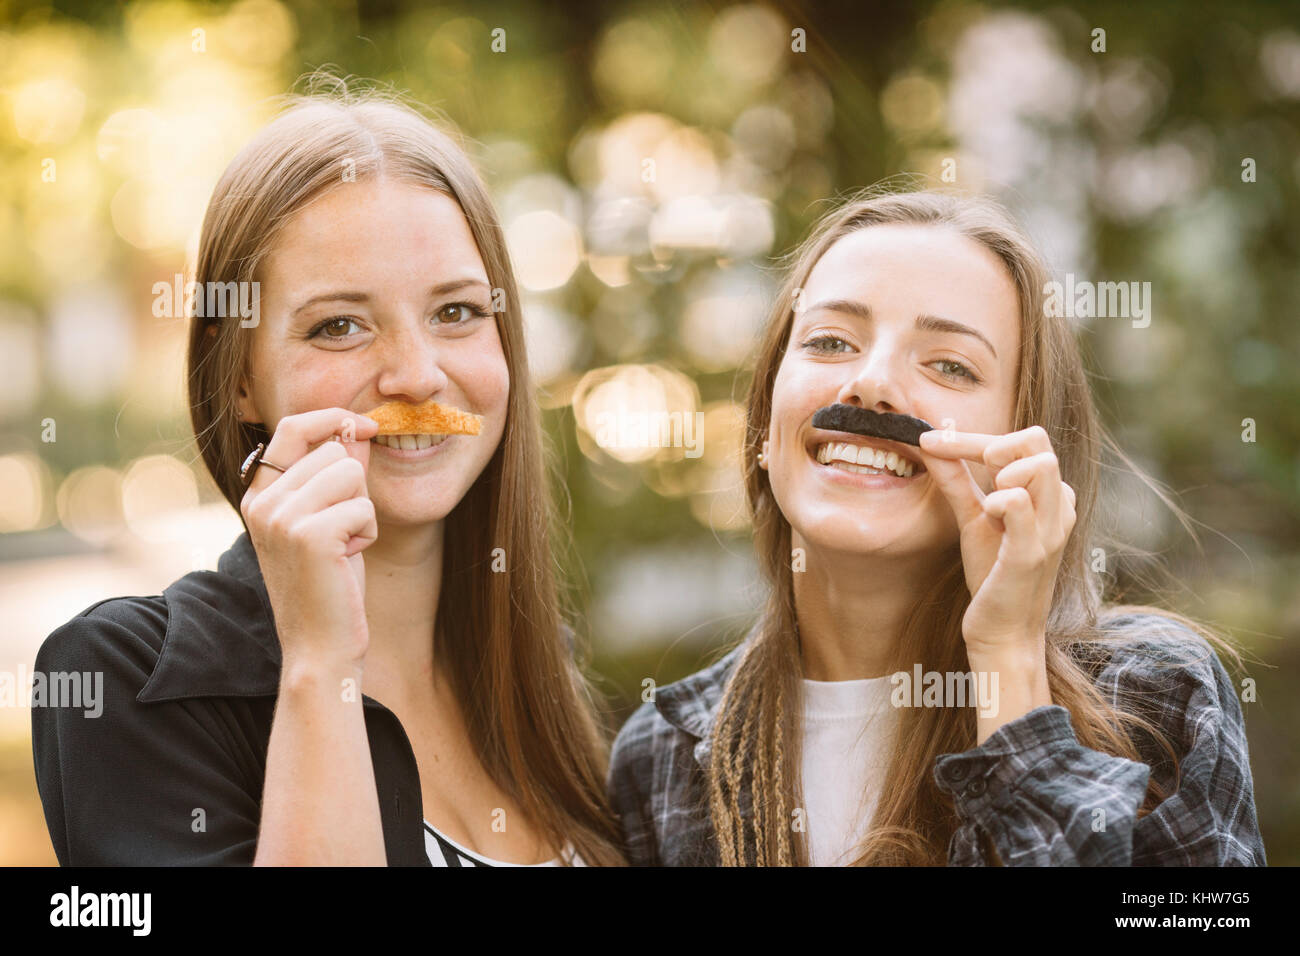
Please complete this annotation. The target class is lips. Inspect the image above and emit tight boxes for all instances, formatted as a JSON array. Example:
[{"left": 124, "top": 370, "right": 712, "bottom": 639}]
[
  {"left": 804, "top": 429, "right": 927, "bottom": 476},
  {"left": 371, "top": 433, "right": 449, "bottom": 450}
]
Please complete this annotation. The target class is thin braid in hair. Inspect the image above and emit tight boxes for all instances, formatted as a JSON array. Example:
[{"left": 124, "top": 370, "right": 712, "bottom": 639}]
[
  {"left": 732, "top": 686, "right": 760, "bottom": 861},
  {"left": 772, "top": 675, "right": 791, "bottom": 866},
  {"left": 753, "top": 702, "right": 769, "bottom": 864}
]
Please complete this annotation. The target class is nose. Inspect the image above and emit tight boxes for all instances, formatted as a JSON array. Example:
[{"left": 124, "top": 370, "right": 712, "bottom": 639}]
[
  {"left": 834, "top": 339, "right": 906, "bottom": 414},
  {"left": 373, "top": 319, "right": 449, "bottom": 403}
]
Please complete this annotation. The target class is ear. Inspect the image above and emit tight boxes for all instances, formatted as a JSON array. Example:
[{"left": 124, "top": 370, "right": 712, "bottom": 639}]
[{"left": 234, "top": 376, "right": 262, "bottom": 426}]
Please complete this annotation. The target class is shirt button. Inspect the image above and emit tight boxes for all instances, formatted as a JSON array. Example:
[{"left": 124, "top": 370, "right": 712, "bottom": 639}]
[
  {"left": 943, "top": 761, "right": 970, "bottom": 784},
  {"left": 965, "top": 777, "right": 987, "bottom": 798}
]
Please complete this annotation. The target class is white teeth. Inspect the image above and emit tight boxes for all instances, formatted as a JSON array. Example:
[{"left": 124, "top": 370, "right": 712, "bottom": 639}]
[
  {"left": 374, "top": 434, "right": 449, "bottom": 449},
  {"left": 836, "top": 461, "right": 888, "bottom": 475},
  {"left": 814, "top": 442, "right": 917, "bottom": 478}
]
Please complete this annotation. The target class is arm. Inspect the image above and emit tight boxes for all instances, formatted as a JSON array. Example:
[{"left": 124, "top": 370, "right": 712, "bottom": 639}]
[
  {"left": 934, "top": 637, "right": 1267, "bottom": 866},
  {"left": 241, "top": 408, "right": 387, "bottom": 865},
  {"left": 253, "top": 655, "right": 385, "bottom": 866}
]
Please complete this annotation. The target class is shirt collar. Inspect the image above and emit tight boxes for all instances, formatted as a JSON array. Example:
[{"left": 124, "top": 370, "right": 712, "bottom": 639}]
[
  {"left": 135, "top": 533, "right": 579, "bottom": 705},
  {"left": 137, "top": 532, "right": 283, "bottom": 703},
  {"left": 652, "top": 620, "right": 758, "bottom": 768}
]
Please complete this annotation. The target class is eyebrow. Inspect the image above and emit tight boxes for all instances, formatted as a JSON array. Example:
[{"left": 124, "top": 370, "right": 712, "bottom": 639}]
[
  {"left": 291, "top": 278, "right": 491, "bottom": 316},
  {"left": 803, "top": 298, "right": 998, "bottom": 360}
]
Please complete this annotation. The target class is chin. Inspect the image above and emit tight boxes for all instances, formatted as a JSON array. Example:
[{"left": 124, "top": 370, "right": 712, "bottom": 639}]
[
  {"left": 785, "top": 498, "right": 951, "bottom": 557},
  {"left": 797, "top": 524, "right": 914, "bottom": 557},
  {"left": 373, "top": 496, "right": 458, "bottom": 528}
]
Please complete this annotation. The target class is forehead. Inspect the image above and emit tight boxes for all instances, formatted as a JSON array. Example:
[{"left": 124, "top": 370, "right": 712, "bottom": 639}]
[
  {"left": 798, "top": 223, "right": 1020, "bottom": 355},
  {"left": 261, "top": 178, "right": 488, "bottom": 285}
]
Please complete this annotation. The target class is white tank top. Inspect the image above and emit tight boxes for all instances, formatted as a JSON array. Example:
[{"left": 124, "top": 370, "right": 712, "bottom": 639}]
[{"left": 800, "top": 674, "right": 900, "bottom": 866}]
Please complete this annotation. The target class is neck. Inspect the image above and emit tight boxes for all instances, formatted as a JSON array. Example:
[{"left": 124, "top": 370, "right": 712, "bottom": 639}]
[
  {"left": 792, "top": 531, "right": 942, "bottom": 681},
  {"left": 361, "top": 520, "right": 443, "bottom": 701}
]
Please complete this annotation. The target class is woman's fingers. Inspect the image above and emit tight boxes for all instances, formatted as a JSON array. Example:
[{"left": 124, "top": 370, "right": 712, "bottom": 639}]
[
  {"left": 241, "top": 408, "right": 377, "bottom": 524},
  {"left": 982, "top": 487, "right": 1045, "bottom": 569},
  {"left": 991, "top": 451, "right": 1061, "bottom": 536},
  {"left": 295, "top": 496, "right": 378, "bottom": 558},
  {"left": 243, "top": 440, "right": 348, "bottom": 523},
  {"left": 920, "top": 424, "right": 1054, "bottom": 487},
  {"left": 982, "top": 425, "right": 1053, "bottom": 471},
  {"left": 247, "top": 407, "right": 377, "bottom": 496},
  {"left": 268, "top": 454, "right": 370, "bottom": 527},
  {"left": 918, "top": 429, "right": 997, "bottom": 461},
  {"left": 919, "top": 448, "right": 987, "bottom": 526},
  {"left": 262, "top": 440, "right": 351, "bottom": 496}
]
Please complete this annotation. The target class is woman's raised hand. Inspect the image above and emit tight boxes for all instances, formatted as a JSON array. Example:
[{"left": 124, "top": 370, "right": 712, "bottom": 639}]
[
  {"left": 240, "top": 408, "right": 380, "bottom": 671},
  {"left": 916, "top": 424, "right": 1077, "bottom": 657}
]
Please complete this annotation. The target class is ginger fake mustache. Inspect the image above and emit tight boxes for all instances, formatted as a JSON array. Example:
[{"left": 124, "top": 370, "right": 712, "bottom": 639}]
[{"left": 361, "top": 399, "right": 483, "bottom": 436}]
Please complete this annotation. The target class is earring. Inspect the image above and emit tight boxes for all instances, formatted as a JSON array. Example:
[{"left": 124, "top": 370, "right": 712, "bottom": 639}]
[{"left": 757, "top": 451, "right": 768, "bottom": 468}]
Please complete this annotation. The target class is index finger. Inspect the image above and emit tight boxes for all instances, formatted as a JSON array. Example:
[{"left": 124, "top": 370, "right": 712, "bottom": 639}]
[
  {"left": 917, "top": 429, "right": 998, "bottom": 462},
  {"left": 250, "top": 408, "right": 378, "bottom": 491}
]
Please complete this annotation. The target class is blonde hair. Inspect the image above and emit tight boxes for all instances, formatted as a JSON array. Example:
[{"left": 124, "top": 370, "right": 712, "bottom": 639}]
[
  {"left": 187, "top": 73, "right": 624, "bottom": 865},
  {"left": 709, "top": 186, "right": 1247, "bottom": 866}
]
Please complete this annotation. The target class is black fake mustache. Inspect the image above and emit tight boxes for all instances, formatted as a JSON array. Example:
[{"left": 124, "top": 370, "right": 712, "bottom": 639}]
[{"left": 811, "top": 404, "right": 934, "bottom": 446}]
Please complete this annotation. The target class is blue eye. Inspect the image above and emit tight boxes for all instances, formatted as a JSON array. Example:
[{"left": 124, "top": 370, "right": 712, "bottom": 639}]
[
  {"left": 309, "top": 316, "right": 362, "bottom": 340},
  {"left": 801, "top": 334, "right": 853, "bottom": 354},
  {"left": 932, "top": 359, "right": 979, "bottom": 383}
]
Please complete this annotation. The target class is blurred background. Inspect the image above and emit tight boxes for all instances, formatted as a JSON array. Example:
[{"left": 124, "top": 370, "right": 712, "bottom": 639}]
[{"left": 1, "top": 0, "right": 1296, "bottom": 865}]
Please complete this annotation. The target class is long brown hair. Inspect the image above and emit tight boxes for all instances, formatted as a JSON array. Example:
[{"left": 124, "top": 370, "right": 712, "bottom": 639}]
[
  {"left": 186, "top": 73, "right": 624, "bottom": 865},
  {"left": 709, "top": 186, "right": 1247, "bottom": 866}
]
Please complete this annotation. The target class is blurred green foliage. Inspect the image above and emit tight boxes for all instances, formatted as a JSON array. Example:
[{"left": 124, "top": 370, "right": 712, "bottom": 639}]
[{"left": 1, "top": 0, "right": 1296, "bottom": 864}]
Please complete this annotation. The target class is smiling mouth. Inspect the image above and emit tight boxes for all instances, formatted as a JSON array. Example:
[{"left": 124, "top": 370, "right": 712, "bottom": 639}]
[
  {"left": 371, "top": 433, "right": 450, "bottom": 450},
  {"left": 806, "top": 433, "right": 927, "bottom": 479}
]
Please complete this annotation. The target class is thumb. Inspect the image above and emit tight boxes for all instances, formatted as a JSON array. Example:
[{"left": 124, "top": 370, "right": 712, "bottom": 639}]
[{"left": 919, "top": 449, "right": 986, "bottom": 526}]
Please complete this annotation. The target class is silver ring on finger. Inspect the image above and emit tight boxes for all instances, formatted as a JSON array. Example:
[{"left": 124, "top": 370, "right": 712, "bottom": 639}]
[{"left": 239, "top": 442, "right": 288, "bottom": 487}]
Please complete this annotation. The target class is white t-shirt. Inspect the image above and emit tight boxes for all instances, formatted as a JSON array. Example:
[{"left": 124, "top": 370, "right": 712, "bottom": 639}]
[
  {"left": 423, "top": 820, "right": 585, "bottom": 867},
  {"left": 800, "top": 674, "right": 899, "bottom": 866}
]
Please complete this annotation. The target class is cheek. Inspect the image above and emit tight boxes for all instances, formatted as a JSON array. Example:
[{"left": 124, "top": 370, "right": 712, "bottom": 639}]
[
  {"left": 768, "top": 355, "right": 807, "bottom": 424},
  {"left": 274, "top": 359, "right": 362, "bottom": 418},
  {"left": 449, "top": 329, "right": 511, "bottom": 452},
  {"left": 768, "top": 362, "right": 823, "bottom": 452},
  {"left": 460, "top": 337, "right": 510, "bottom": 413}
]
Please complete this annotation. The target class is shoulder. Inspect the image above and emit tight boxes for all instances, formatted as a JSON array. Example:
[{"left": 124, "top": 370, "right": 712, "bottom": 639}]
[
  {"left": 609, "top": 699, "right": 670, "bottom": 775},
  {"left": 1081, "top": 608, "right": 1242, "bottom": 737},
  {"left": 35, "top": 594, "right": 170, "bottom": 688},
  {"left": 609, "top": 640, "right": 749, "bottom": 792},
  {"left": 612, "top": 641, "right": 747, "bottom": 757},
  {"left": 1086, "top": 609, "right": 1231, "bottom": 689}
]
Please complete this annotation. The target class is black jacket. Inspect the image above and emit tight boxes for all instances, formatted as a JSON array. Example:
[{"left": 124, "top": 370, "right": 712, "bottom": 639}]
[{"left": 31, "top": 532, "right": 432, "bottom": 865}]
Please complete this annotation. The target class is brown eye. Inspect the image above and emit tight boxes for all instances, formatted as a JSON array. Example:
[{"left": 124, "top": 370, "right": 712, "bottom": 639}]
[
  {"left": 309, "top": 317, "right": 362, "bottom": 340},
  {"left": 435, "top": 301, "right": 491, "bottom": 325}
]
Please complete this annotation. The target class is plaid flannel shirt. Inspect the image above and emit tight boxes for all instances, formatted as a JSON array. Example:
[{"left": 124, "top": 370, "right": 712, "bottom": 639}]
[{"left": 606, "top": 612, "right": 1267, "bottom": 866}]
